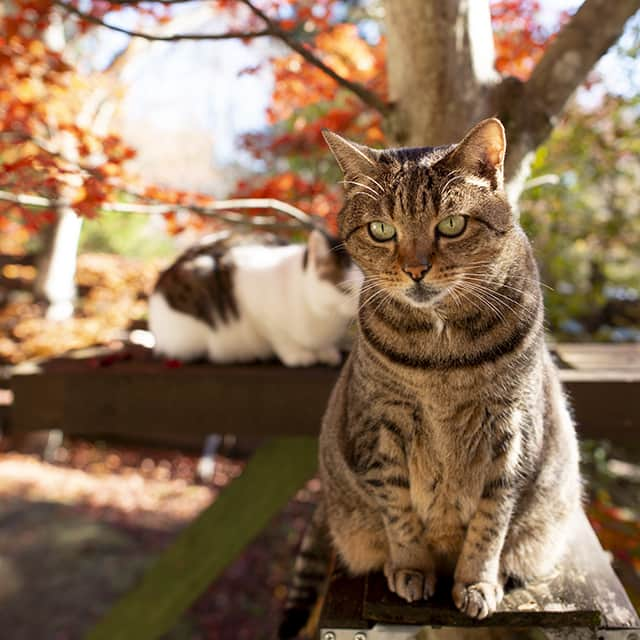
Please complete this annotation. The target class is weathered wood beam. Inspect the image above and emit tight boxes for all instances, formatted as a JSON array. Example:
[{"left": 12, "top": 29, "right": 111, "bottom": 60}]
[
  {"left": 9, "top": 346, "right": 640, "bottom": 443},
  {"left": 84, "top": 436, "right": 318, "bottom": 640}
]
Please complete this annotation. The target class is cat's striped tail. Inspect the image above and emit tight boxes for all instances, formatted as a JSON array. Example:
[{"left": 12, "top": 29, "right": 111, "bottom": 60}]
[{"left": 279, "top": 502, "right": 333, "bottom": 639}]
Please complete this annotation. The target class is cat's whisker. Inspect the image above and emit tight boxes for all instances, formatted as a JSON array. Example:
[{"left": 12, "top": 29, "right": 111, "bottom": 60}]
[
  {"left": 358, "top": 174, "right": 385, "bottom": 194},
  {"left": 449, "top": 282, "right": 485, "bottom": 316},
  {"left": 456, "top": 275, "right": 531, "bottom": 300},
  {"left": 440, "top": 170, "right": 465, "bottom": 199},
  {"left": 458, "top": 280, "right": 518, "bottom": 313},
  {"left": 359, "top": 287, "right": 390, "bottom": 313},
  {"left": 457, "top": 277, "right": 533, "bottom": 313},
  {"left": 329, "top": 241, "right": 348, "bottom": 254},
  {"left": 455, "top": 280, "right": 508, "bottom": 320},
  {"left": 461, "top": 284, "right": 536, "bottom": 325},
  {"left": 439, "top": 270, "right": 538, "bottom": 300},
  {"left": 339, "top": 180, "right": 380, "bottom": 196},
  {"left": 456, "top": 264, "right": 554, "bottom": 290},
  {"left": 370, "top": 289, "right": 395, "bottom": 317},
  {"left": 456, "top": 284, "right": 502, "bottom": 318}
]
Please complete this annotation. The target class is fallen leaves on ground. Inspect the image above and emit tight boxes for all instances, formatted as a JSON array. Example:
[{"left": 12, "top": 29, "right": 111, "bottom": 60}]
[{"left": 0, "top": 252, "right": 162, "bottom": 364}]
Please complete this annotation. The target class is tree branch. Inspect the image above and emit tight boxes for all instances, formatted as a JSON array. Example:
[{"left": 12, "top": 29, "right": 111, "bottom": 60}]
[
  {"left": 526, "top": 0, "right": 640, "bottom": 118},
  {"left": 53, "top": 0, "right": 273, "bottom": 42},
  {"left": 499, "top": 0, "right": 639, "bottom": 186},
  {"left": 1, "top": 131, "right": 319, "bottom": 229},
  {"left": 0, "top": 189, "right": 316, "bottom": 231},
  {"left": 54, "top": 0, "right": 390, "bottom": 114},
  {"left": 237, "top": 0, "right": 390, "bottom": 114}
]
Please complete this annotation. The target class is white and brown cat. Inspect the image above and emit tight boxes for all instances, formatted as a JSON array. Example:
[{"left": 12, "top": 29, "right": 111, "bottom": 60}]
[{"left": 148, "top": 230, "right": 362, "bottom": 366}]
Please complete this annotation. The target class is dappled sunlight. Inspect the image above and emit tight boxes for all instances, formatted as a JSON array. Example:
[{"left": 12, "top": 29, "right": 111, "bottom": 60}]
[{"left": 0, "top": 452, "right": 216, "bottom": 530}]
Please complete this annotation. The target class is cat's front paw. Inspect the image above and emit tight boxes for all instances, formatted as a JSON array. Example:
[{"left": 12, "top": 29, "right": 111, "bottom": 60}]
[
  {"left": 384, "top": 564, "right": 436, "bottom": 603},
  {"left": 277, "top": 349, "right": 318, "bottom": 367},
  {"left": 452, "top": 581, "right": 504, "bottom": 619}
]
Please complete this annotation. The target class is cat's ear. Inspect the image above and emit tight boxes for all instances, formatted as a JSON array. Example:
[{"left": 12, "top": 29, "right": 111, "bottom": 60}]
[
  {"left": 322, "top": 129, "right": 380, "bottom": 180},
  {"left": 306, "top": 229, "right": 331, "bottom": 268},
  {"left": 442, "top": 118, "right": 506, "bottom": 190}
]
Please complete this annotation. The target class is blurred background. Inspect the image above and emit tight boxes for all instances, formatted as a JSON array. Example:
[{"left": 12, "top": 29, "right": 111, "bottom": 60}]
[{"left": 0, "top": 0, "right": 638, "bottom": 638}]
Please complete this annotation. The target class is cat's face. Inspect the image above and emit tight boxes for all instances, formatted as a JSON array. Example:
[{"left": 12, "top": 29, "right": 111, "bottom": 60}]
[
  {"left": 304, "top": 229, "right": 362, "bottom": 317},
  {"left": 324, "top": 119, "right": 515, "bottom": 310}
]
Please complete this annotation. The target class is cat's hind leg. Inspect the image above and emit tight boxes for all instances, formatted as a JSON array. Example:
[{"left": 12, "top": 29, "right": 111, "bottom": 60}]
[{"left": 329, "top": 510, "right": 389, "bottom": 575}]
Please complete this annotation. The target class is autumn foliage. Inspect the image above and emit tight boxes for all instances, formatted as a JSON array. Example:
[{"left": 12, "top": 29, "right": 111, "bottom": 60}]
[{"left": 0, "top": 0, "right": 568, "bottom": 237}]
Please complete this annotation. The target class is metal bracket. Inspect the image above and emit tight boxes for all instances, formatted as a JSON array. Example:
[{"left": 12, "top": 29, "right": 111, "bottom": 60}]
[
  {"left": 595, "top": 630, "right": 640, "bottom": 640},
  {"left": 319, "top": 625, "right": 423, "bottom": 640},
  {"left": 320, "top": 626, "right": 640, "bottom": 640}
]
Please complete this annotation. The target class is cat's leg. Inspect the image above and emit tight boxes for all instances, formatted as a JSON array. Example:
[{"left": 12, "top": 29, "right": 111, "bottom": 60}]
[
  {"left": 381, "top": 505, "right": 436, "bottom": 602},
  {"left": 363, "top": 426, "right": 436, "bottom": 602},
  {"left": 314, "top": 346, "right": 342, "bottom": 366},
  {"left": 452, "top": 422, "right": 522, "bottom": 619},
  {"left": 269, "top": 334, "right": 318, "bottom": 367},
  {"left": 274, "top": 344, "right": 318, "bottom": 367}
]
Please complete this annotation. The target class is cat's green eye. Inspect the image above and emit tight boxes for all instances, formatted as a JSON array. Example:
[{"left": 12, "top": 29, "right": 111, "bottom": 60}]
[
  {"left": 437, "top": 215, "right": 467, "bottom": 238},
  {"left": 368, "top": 221, "right": 396, "bottom": 242}
]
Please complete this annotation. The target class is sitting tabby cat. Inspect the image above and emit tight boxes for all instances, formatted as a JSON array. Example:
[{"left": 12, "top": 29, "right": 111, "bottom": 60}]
[
  {"left": 280, "top": 119, "right": 582, "bottom": 637},
  {"left": 149, "top": 230, "right": 361, "bottom": 366}
]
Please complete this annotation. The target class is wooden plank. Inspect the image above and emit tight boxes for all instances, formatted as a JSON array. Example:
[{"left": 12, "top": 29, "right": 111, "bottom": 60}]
[
  {"left": 555, "top": 343, "right": 640, "bottom": 371},
  {"left": 361, "top": 512, "right": 639, "bottom": 630},
  {"left": 320, "top": 570, "right": 368, "bottom": 630},
  {"left": 564, "top": 378, "right": 639, "bottom": 441},
  {"left": 10, "top": 356, "right": 337, "bottom": 438},
  {"left": 84, "top": 436, "right": 318, "bottom": 640},
  {"left": 8, "top": 344, "right": 640, "bottom": 441}
]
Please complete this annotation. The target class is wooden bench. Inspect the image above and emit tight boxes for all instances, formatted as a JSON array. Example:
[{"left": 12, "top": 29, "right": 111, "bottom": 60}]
[
  {"left": 4, "top": 342, "right": 640, "bottom": 640},
  {"left": 319, "top": 512, "right": 640, "bottom": 640}
]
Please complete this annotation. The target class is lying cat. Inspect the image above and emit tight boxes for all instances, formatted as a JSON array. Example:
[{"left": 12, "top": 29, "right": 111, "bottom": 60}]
[
  {"left": 148, "top": 230, "right": 361, "bottom": 366},
  {"left": 280, "top": 119, "right": 582, "bottom": 637}
]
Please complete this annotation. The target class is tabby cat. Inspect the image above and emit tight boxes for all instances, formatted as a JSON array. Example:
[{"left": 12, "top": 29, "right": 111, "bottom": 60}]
[
  {"left": 280, "top": 119, "right": 582, "bottom": 637},
  {"left": 149, "top": 230, "right": 361, "bottom": 366}
]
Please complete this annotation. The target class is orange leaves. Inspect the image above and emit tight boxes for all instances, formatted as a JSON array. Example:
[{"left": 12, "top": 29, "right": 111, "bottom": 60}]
[
  {"left": 1, "top": 0, "right": 569, "bottom": 241},
  {"left": 233, "top": 4, "right": 388, "bottom": 234},
  {"left": 235, "top": 172, "right": 341, "bottom": 233},
  {"left": 0, "top": 5, "right": 139, "bottom": 232},
  {"left": 491, "top": 0, "right": 565, "bottom": 80},
  {"left": 269, "top": 22, "right": 386, "bottom": 124}
]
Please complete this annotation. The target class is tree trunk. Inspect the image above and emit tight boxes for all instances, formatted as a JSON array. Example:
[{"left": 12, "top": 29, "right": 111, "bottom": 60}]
[
  {"left": 33, "top": 207, "right": 83, "bottom": 320},
  {"left": 384, "top": 0, "right": 498, "bottom": 148},
  {"left": 383, "top": 0, "right": 640, "bottom": 201}
]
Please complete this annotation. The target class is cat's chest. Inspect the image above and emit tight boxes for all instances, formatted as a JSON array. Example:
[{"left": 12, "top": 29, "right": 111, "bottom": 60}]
[{"left": 407, "top": 408, "right": 490, "bottom": 528}]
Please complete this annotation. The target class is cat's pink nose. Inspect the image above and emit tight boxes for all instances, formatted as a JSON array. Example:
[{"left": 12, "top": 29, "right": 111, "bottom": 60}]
[{"left": 403, "top": 263, "right": 431, "bottom": 282}]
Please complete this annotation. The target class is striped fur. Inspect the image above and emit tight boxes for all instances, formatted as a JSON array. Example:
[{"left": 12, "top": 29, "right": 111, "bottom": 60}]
[{"left": 280, "top": 120, "right": 582, "bottom": 636}]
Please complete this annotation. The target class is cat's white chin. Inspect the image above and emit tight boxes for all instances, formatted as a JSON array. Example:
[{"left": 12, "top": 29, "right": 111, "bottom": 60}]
[{"left": 402, "top": 284, "right": 446, "bottom": 308}]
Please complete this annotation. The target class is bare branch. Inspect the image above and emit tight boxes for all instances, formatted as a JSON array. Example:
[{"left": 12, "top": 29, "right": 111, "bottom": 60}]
[
  {"left": 526, "top": 0, "right": 640, "bottom": 115},
  {"left": 237, "top": 0, "right": 390, "bottom": 114},
  {"left": 53, "top": 0, "right": 390, "bottom": 114},
  {"left": 498, "top": 0, "right": 639, "bottom": 184},
  {"left": 0, "top": 189, "right": 316, "bottom": 231},
  {"left": 204, "top": 197, "right": 315, "bottom": 227},
  {"left": 1, "top": 131, "right": 319, "bottom": 228},
  {"left": 107, "top": 0, "right": 198, "bottom": 4},
  {"left": 53, "top": 0, "right": 273, "bottom": 42}
]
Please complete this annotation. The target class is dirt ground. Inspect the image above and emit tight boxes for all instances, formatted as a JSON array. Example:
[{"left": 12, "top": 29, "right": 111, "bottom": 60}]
[
  {"left": 0, "top": 441, "right": 318, "bottom": 640},
  {"left": 0, "top": 437, "right": 638, "bottom": 640}
]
